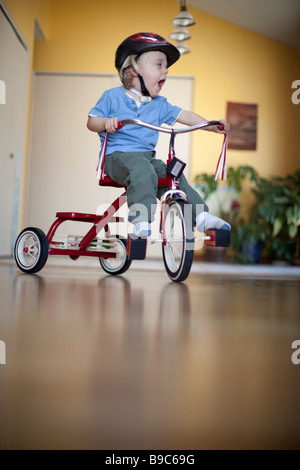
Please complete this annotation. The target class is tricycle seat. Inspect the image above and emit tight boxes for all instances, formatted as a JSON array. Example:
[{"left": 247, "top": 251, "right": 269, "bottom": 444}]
[
  {"left": 56, "top": 212, "right": 102, "bottom": 222},
  {"left": 99, "top": 175, "right": 168, "bottom": 188},
  {"left": 99, "top": 175, "right": 125, "bottom": 188}
]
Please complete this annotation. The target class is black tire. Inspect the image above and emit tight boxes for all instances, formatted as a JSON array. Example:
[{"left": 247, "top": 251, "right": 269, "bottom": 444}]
[
  {"left": 99, "top": 235, "right": 131, "bottom": 275},
  {"left": 162, "top": 199, "right": 194, "bottom": 282},
  {"left": 14, "top": 227, "right": 49, "bottom": 274}
]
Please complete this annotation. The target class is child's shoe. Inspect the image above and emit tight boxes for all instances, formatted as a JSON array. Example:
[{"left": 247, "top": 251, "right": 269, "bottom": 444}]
[
  {"left": 196, "top": 212, "right": 231, "bottom": 233},
  {"left": 133, "top": 221, "right": 151, "bottom": 238}
]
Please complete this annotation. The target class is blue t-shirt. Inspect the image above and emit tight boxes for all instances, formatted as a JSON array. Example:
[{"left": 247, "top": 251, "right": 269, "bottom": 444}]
[{"left": 88, "top": 86, "right": 182, "bottom": 155}]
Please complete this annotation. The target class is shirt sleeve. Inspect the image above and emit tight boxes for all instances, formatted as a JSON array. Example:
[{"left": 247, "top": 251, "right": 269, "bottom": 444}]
[
  {"left": 88, "top": 90, "right": 111, "bottom": 118},
  {"left": 159, "top": 98, "right": 182, "bottom": 126}
]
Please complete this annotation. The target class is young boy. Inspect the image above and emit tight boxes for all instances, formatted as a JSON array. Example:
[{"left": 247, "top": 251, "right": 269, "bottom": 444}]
[{"left": 87, "top": 32, "right": 230, "bottom": 238}]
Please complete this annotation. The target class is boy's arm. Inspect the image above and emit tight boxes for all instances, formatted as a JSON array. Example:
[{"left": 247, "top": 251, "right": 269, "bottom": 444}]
[
  {"left": 176, "top": 110, "right": 229, "bottom": 134},
  {"left": 87, "top": 116, "right": 118, "bottom": 133}
]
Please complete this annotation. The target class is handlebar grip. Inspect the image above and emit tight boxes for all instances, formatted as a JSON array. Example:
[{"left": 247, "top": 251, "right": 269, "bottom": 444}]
[
  {"left": 117, "top": 120, "right": 124, "bottom": 130},
  {"left": 217, "top": 122, "right": 225, "bottom": 131}
]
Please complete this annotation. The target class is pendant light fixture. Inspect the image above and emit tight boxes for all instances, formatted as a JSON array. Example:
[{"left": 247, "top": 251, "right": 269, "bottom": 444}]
[
  {"left": 172, "top": 0, "right": 195, "bottom": 27},
  {"left": 174, "top": 41, "right": 190, "bottom": 55},
  {"left": 169, "top": 1, "right": 195, "bottom": 55},
  {"left": 169, "top": 26, "right": 191, "bottom": 42}
]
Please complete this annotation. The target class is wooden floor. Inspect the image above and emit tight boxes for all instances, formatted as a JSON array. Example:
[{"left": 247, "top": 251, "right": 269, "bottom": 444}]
[{"left": 0, "top": 258, "right": 300, "bottom": 450}]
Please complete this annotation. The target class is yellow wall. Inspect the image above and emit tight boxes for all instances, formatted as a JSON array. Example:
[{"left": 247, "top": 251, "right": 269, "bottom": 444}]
[
  {"left": 3, "top": 0, "right": 50, "bottom": 47},
  {"left": 4, "top": 0, "right": 300, "bottom": 186}
]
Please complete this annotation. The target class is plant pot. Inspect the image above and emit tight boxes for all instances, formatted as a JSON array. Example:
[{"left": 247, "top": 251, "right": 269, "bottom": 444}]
[{"left": 240, "top": 241, "right": 262, "bottom": 264}]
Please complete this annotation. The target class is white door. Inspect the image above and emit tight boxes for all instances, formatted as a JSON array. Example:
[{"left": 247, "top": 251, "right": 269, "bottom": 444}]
[
  {"left": 27, "top": 72, "right": 193, "bottom": 259},
  {"left": 0, "top": 4, "right": 29, "bottom": 256}
]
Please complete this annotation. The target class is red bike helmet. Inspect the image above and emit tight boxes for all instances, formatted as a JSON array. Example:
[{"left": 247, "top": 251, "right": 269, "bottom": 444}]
[{"left": 115, "top": 32, "right": 180, "bottom": 71}]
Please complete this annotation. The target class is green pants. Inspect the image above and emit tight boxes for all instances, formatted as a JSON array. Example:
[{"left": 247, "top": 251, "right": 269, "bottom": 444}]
[{"left": 104, "top": 151, "right": 208, "bottom": 224}]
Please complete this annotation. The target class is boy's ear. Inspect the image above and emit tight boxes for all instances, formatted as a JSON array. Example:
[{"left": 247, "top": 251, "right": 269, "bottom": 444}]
[{"left": 129, "top": 65, "right": 138, "bottom": 77}]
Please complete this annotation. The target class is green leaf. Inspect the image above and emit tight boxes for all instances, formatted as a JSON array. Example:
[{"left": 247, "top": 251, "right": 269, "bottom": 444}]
[
  {"left": 273, "top": 218, "right": 283, "bottom": 237},
  {"left": 288, "top": 223, "right": 298, "bottom": 238}
]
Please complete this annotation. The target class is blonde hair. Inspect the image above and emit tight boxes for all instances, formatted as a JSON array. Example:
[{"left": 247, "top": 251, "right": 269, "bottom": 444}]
[{"left": 118, "top": 52, "right": 152, "bottom": 89}]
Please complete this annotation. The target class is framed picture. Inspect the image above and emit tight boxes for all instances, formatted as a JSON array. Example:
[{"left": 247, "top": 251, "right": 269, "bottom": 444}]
[{"left": 226, "top": 102, "right": 258, "bottom": 150}]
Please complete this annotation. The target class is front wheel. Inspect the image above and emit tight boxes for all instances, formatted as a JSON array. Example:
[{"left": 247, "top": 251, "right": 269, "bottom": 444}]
[
  {"left": 162, "top": 199, "right": 194, "bottom": 282},
  {"left": 99, "top": 235, "right": 132, "bottom": 275},
  {"left": 14, "top": 227, "right": 49, "bottom": 274}
]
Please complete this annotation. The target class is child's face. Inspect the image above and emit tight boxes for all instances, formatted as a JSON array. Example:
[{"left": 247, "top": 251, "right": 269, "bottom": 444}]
[{"left": 137, "top": 51, "right": 168, "bottom": 97}]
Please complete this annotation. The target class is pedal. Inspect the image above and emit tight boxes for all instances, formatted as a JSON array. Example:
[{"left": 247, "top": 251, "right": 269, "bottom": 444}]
[
  {"left": 126, "top": 234, "right": 147, "bottom": 260},
  {"left": 205, "top": 229, "right": 230, "bottom": 247}
]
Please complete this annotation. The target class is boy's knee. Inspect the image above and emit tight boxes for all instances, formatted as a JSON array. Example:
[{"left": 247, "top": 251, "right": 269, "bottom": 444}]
[
  {"left": 137, "top": 164, "right": 158, "bottom": 189},
  {"left": 152, "top": 159, "right": 167, "bottom": 178}
]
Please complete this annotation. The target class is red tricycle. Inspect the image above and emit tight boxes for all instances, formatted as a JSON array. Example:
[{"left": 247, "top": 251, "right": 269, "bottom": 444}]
[{"left": 14, "top": 119, "right": 229, "bottom": 282}]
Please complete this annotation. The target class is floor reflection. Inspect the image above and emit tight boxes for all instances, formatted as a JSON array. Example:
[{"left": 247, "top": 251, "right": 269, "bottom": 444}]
[{"left": 0, "top": 264, "right": 299, "bottom": 449}]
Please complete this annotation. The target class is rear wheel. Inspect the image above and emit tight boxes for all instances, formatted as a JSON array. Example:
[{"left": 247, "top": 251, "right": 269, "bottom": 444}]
[
  {"left": 162, "top": 199, "right": 194, "bottom": 282},
  {"left": 99, "top": 235, "right": 131, "bottom": 275},
  {"left": 14, "top": 227, "right": 48, "bottom": 274}
]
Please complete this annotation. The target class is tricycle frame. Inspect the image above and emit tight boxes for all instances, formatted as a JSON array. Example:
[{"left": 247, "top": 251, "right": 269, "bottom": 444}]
[{"left": 14, "top": 119, "right": 229, "bottom": 282}]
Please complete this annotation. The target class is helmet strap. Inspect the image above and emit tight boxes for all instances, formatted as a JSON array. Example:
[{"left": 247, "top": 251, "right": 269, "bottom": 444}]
[
  {"left": 138, "top": 74, "right": 152, "bottom": 102},
  {"left": 130, "top": 56, "right": 152, "bottom": 102}
]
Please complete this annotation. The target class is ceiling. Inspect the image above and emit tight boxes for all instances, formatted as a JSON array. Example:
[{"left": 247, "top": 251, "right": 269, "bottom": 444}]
[{"left": 182, "top": 0, "right": 300, "bottom": 50}]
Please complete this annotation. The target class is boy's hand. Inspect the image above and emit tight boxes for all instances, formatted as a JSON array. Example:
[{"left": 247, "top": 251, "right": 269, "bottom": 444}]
[
  {"left": 105, "top": 117, "right": 119, "bottom": 133},
  {"left": 216, "top": 119, "right": 230, "bottom": 134}
]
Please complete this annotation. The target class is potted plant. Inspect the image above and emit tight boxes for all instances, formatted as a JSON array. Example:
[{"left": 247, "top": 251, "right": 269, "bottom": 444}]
[
  {"left": 194, "top": 165, "right": 261, "bottom": 262},
  {"left": 194, "top": 166, "right": 300, "bottom": 264},
  {"left": 194, "top": 165, "right": 259, "bottom": 216},
  {"left": 230, "top": 170, "right": 300, "bottom": 264},
  {"left": 193, "top": 171, "right": 237, "bottom": 262},
  {"left": 229, "top": 211, "right": 270, "bottom": 264},
  {"left": 252, "top": 171, "right": 300, "bottom": 263}
]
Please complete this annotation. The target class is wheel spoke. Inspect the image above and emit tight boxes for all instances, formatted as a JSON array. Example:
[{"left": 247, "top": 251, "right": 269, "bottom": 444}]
[
  {"left": 168, "top": 243, "right": 182, "bottom": 259},
  {"left": 167, "top": 246, "right": 177, "bottom": 270},
  {"left": 27, "top": 250, "right": 38, "bottom": 261},
  {"left": 162, "top": 200, "right": 193, "bottom": 282},
  {"left": 164, "top": 204, "right": 183, "bottom": 272},
  {"left": 26, "top": 240, "right": 38, "bottom": 250}
]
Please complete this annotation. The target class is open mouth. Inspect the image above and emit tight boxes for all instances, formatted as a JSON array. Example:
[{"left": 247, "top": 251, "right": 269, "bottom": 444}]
[{"left": 158, "top": 79, "right": 166, "bottom": 90}]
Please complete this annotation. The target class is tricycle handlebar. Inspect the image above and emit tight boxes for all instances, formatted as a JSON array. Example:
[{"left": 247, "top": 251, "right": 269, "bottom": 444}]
[
  {"left": 97, "top": 119, "right": 227, "bottom": 182},
  {"left": 117, "top": 119, "right": 223, "bottom": 134}
]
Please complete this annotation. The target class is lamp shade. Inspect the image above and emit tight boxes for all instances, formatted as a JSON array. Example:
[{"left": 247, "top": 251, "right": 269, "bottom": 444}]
[
  {"left": 169, "top": 26, "right": 191, "bottom": 41},
  {"left": 174, "top": 40, "right": 190, "bottom": 55},
  {"left": 172, "top": 6, "right": 195, "bottom": 27}
]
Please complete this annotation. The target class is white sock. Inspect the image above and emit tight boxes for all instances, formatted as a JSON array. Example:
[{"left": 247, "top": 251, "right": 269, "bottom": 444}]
[
  {"left": 133, "top": 221, "right": 151, "bottom": 238},
  {"left": 196, "top": 212, "right": 231, "bottom": 233}
]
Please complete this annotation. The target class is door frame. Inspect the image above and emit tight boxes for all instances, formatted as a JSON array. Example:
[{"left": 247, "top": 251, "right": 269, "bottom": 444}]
[{"left": 0, "top": 1, "right": 30, "bottom": 256}]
